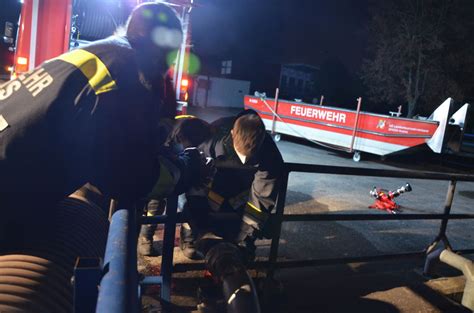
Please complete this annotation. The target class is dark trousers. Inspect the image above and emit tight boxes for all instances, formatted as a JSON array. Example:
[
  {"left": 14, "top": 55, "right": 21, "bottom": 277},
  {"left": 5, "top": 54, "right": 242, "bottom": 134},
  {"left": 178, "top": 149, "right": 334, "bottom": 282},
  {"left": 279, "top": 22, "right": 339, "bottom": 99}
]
[
  {"left": 184, "top": 196, "right": 254, "bottom": 244},
  {"left": 139, "top": 199, "right": 163, "bottom": 240}
]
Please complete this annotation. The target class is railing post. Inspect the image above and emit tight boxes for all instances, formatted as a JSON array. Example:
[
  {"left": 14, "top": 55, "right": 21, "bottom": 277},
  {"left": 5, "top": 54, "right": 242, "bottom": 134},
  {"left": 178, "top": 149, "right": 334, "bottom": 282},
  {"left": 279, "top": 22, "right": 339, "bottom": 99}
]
[
  {"left": 437, "top": 179, "right": 457, "bottom": 243},
  {"left": 160, "top": 194, "right": 178, "bottom": 302},
  {"left": 267, "top": 170, "right": 289, "bottom": 279},
  {"left": 424, "top": 179, "right": 457, "bottom": 275},
  {"left": 73, "top": 257, "right": 102, "bottom": 313},
  {"left": 96, "top": 207, "right": 139, "bottom": 313},
  {"left": 128, "top": 207, "right": 139, "bottom": 311}
]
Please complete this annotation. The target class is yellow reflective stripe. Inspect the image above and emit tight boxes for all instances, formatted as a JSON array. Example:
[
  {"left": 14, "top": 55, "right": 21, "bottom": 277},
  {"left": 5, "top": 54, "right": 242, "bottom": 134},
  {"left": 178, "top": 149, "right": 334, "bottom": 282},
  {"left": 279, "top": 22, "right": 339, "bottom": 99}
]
[
  {"left": 208, "top": 190, "right": 224, "bottom": 205},
  {"left": 246, "top": 201, "right": 262, "bottom": 213},
  {"left": 244, "top": 201, "right": 268, "bottom": 226},
  {"left": 175, "top": 114, "right": 196, "bottom": 119},
  {"left": 55, "top": 49, "right": 117, "bottom": 95}
]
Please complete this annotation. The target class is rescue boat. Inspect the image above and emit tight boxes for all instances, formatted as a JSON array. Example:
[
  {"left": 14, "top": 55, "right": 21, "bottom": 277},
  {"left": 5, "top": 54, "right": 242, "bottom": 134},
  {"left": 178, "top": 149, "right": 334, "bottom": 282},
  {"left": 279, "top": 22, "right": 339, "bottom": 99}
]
[{"left": 244, "top": 94, "right": 469, "bottom": 162}]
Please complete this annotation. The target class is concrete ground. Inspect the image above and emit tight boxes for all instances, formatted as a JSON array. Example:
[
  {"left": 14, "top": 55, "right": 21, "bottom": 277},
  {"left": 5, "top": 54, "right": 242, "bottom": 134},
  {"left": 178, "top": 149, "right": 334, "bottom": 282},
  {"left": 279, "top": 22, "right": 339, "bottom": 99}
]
[{"left": 140, "top": 106, "right": 474, "bottom": 313}]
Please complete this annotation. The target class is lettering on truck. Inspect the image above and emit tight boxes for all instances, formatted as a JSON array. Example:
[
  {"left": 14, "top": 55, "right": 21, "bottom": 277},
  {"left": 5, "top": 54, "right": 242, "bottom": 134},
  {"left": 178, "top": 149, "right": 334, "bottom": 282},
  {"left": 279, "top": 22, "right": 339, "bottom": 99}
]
[{"left": 290, "top": 105, "right": 346, "bottom": 123}]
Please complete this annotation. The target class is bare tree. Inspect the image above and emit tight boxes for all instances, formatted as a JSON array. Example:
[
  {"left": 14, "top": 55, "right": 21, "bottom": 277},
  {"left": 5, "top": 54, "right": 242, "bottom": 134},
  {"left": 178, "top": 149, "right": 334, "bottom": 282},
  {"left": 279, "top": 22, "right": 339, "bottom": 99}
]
[{"left": 362, "top": 0, "right": 473, "bottom": 117}]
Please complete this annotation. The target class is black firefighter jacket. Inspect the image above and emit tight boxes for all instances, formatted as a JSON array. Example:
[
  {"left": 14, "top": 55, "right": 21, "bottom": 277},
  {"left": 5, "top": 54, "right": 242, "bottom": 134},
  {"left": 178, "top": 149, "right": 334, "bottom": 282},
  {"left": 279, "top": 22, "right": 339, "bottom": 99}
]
[
  {"left": 0, "top": 36, "right": 164, "bottom": 210},
  {"left": 198, "top": 110, "right": 284, "bottom": 231}
]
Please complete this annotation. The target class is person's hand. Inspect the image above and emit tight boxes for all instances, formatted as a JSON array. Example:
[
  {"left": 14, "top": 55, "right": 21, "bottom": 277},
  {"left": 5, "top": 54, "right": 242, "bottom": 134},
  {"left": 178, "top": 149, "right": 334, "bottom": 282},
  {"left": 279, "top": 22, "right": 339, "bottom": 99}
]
[
  {"left": 148, "top": 148, "right": 216, "bottom": 199},
  {"left": 179, "top": 147, "right": 215, "bottom": 190},
  {"left": 201, "top": 156, "right": 216, "bottom": 186}
]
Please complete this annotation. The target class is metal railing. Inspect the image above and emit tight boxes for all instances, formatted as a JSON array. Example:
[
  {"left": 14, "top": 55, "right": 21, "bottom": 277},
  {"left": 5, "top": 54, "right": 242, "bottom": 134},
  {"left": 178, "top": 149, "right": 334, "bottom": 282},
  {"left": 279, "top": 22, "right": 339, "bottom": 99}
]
[
  {"left": 266, "top": 163, "right": 474, "bottom": 278},
  {"left": 94, "top": 195, "right": 179, "bottom": 313},
  {"left": 94, "top": 163, "right": 474, "bottom": 312},
  {"left": 96, "top": 207, "right": 139, "bottom": 313},
  {"left": 173, "top": 164, "right": 474, "bottom": 274}
]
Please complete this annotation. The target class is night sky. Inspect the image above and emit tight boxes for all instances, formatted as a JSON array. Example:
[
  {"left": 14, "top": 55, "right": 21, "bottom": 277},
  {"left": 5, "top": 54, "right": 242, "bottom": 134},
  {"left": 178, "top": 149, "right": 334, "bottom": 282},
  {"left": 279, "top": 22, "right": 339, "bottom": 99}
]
[
  {"left": 191, "top": 0, "right": 370, "bottom": 73},
  {"left": 0, "top": 0, "right": 370, "bottom": 75}
]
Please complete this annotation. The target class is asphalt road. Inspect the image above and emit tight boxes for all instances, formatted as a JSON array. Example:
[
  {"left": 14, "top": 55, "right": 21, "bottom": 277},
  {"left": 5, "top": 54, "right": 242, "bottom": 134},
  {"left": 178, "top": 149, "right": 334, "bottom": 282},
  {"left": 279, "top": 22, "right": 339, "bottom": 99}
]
[{"left": 275, "top": 139, "right": 473, "bottom": 261}]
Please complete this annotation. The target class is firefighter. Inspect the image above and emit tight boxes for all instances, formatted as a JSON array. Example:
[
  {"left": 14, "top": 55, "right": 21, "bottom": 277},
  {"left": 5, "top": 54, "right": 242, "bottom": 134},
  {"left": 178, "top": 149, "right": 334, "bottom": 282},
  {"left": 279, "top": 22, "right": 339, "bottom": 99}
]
[
  {"left": 174, "top": 111, "right": 284, "bottom": 260},
  {"left": 0, "top": 3, "right": 209, "bottom": 249},
  {"left": 138, "top": 116, "right": 213, "bottom": 256}
]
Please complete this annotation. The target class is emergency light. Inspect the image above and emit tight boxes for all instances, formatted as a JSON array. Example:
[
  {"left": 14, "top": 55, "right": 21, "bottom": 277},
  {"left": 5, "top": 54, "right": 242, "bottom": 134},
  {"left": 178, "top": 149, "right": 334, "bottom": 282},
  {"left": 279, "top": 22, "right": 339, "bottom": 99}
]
[
  {"left": 179, "top": 78, "right": 189, "bottom": 101},
  {"left": 17, "top": 57, "right": 28, "bottom": 65}
]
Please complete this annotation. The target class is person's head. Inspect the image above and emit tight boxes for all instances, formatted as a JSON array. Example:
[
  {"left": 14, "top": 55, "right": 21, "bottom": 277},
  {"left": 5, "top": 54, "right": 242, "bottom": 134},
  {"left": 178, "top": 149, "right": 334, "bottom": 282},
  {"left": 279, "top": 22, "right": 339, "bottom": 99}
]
[
  {"left": 170, "top": 116, "right": 212, "bottom": 150},
  {"left": 126, "top": 2, "right": 182, "bottom": 79},
  {"left": 231, "top": 113, "right": 266, "bottom": 164}
]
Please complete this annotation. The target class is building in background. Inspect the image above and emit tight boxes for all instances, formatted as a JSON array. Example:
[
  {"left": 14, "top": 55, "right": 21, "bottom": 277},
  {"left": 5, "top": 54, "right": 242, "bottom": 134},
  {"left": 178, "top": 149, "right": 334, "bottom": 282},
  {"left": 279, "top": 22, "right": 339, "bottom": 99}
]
[
  {"left": 192, "top": 75, "right": 250, "bottom": 108},
  {"left": 190, "top": 55, "right": 253, "bottom": 109},
  {"left": 190, "top": 55, "right": 319, "bottom": 108},
  {"left": 279, "top": 63, "right": 319, "bottom": 102}
]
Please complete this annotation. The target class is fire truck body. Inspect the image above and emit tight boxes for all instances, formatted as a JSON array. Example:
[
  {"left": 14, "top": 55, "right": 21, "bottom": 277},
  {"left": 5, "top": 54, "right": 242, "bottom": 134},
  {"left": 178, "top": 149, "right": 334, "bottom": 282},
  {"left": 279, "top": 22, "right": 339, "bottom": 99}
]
[
  {"left": 0, "top": 0, "right": 21, "bottom": 80},
  {"left": 15, "top": 0, "right": 73, "bottom": 73}
]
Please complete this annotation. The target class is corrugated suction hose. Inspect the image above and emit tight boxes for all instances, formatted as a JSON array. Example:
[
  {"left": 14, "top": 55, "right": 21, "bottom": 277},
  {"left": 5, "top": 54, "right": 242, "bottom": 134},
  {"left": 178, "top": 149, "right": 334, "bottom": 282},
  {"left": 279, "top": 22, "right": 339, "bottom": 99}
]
[
  {"left": 0, "top": 192, "right": 109, "bottom": 313},
  {"left": 205, "top": 242, "right": 261, "bottom": 313}
]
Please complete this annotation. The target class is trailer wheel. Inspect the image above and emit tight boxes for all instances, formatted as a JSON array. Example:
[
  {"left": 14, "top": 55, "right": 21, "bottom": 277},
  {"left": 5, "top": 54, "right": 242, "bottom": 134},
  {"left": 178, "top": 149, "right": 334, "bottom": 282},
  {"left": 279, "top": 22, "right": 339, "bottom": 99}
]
[
  {"left": 273, "top": 134, "right": 281, "bottom": 142},
  {"left": 353, "top": 151, "right": 361, "bottom": 162}
]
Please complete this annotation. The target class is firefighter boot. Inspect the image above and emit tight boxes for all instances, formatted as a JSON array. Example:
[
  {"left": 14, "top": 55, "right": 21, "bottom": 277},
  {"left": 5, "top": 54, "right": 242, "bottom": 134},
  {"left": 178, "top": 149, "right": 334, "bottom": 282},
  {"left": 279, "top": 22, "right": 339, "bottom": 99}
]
[
  {"left": 138, "top": 199, "right": 163, "bottom": 256},
  {"left": 236, "top": 236, "right": 257, "bottom": 262},
  {"left": 180, "top": 224, "right": 203, "bottom": 260},
  {"left": 138, "top": 236, "right": 153, "bottom": 256},
  {"left": 138, "top": 224, "right": 158, "bottom": 256}
]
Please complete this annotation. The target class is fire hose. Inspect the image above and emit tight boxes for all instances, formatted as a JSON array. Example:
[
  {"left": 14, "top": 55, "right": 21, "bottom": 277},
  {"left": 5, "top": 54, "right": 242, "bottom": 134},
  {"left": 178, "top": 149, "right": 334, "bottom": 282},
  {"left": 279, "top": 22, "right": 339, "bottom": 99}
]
[
  {"left": 0, "top": 193, "right": 108, "bottom": 312},
  {"left": 196, "top": 238, "right": 261, "bottom": 313}
]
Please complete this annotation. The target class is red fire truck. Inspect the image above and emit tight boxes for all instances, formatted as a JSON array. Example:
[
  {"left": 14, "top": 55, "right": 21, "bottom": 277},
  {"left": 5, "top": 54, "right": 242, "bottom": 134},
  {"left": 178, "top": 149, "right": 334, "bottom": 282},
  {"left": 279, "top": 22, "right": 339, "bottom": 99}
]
[
  {"left": 0, "top": 0, "right": 22, "bottom": 81},
  {"left": 12, "top": 0, "right": 192, "bottom": 112}
]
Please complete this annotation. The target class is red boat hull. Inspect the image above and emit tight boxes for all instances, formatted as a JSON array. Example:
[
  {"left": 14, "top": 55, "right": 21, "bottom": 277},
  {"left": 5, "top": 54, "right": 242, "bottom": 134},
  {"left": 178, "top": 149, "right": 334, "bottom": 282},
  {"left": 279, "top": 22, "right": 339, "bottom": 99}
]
[{"left": 244, "top": 96, "right": 440, "bottom": 156}]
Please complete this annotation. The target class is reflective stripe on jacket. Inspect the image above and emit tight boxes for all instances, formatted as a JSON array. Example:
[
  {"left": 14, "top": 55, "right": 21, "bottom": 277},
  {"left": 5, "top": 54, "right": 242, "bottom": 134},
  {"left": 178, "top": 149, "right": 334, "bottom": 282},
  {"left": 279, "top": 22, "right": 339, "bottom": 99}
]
[{"left": 0, "top": 36, "right": 163, "bottom": 203}]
